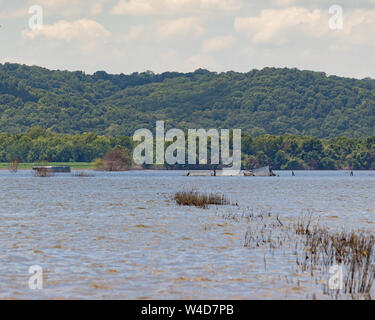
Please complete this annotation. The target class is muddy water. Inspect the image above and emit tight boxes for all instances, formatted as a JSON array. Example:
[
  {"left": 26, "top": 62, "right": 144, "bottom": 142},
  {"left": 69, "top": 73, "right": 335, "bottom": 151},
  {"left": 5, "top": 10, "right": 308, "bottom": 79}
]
[{"left": 0, "top": 170, "right": 374, "bottom": 299}]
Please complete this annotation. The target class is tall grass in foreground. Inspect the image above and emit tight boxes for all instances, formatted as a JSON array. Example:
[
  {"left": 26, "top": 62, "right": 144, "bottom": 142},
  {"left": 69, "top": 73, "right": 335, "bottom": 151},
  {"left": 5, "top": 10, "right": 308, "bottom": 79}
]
[
  {"left": 219, "top": 209, "right": 375, "bottom": 299},
  {"left": 174, "top": 190, "right": 230, "bottom": 209},
  {"left": 295, "top": 216, "right": 375, "bottom": 297}
]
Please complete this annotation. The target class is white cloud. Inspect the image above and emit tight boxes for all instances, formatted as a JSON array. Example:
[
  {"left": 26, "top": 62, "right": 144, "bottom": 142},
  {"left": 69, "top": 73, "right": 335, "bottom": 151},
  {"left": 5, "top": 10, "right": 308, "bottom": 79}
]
[
  {"left": 112, "top": 0, "right": 241, "bottom": 16},
  {"left": 326, "top": 9, "right": 375, "bottom": 51},
  {"left": 341, "top": 9, "right": 375, "bottom": 42},
  {"left": 90, "top": 3, "right": 104, "bottom": 15},
  {"left": 26, "top": 0, "right": 107, "bottom": 17},
  {"left": 272, "top": 0, "right": 375, "bottom": 6},
  {"left": 22, "top": 19, "right": 110, "bottom": 41},
  {"left": 4, "top": 1, "right": 375, "bottom": 78},
  {"left": 202, "top": 35, "right": 234, "bottom": 52},
  {"left": 155, "top": 17, "right": 205, "bottom": 40},
  {"left": 119, "top": 25, "right": 145, "bottom": 42},
  {"left": 234, "top": 7, "right": 323, "bottom": 44},
  {"left": 112, "top": 0, "right": 153, "bottom": 16},
  {"left": 1, "top": 1, "right": 106, "bottom": 19},
  {"left": 234, "top": 6, "right": 375, "bottom": 46}
]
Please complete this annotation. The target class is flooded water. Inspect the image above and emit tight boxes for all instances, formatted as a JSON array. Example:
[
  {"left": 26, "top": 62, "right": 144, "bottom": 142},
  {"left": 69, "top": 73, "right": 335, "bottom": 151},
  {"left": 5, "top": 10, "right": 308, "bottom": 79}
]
[{"left": 0, "top": 170, "right": 374, "bottom": 299}]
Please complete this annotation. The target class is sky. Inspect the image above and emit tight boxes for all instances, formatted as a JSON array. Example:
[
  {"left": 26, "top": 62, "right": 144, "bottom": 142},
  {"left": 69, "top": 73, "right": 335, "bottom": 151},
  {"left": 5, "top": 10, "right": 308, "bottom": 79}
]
[{"left": 0, "top": 0, "right": 375, "bottom": 78}]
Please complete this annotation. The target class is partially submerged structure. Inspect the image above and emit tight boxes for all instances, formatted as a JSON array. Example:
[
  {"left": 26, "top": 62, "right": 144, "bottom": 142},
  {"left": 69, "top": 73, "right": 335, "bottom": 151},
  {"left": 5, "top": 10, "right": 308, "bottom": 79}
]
[
  {"left": 32, "top": 166, "right": 71, "bottom": 173},
  {"left": 252, "top": 166, "right": 275, "bottom": 176},
  {"left": 186, "top": 166, "right": 275, "bottom": 177}
]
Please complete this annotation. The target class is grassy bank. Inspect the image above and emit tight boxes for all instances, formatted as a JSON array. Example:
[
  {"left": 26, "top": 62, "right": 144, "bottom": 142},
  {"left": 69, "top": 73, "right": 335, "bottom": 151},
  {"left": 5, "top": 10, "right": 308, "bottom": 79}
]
[{"left": 0, "top": 162, "right": 93, "bottom": 169}]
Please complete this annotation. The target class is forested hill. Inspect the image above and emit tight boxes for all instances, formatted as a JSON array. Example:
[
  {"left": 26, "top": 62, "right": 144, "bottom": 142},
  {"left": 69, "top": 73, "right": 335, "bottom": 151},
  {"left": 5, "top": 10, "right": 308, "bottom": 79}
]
[{"left": 1, "top": 62, "right": 374, "bottom": 138}]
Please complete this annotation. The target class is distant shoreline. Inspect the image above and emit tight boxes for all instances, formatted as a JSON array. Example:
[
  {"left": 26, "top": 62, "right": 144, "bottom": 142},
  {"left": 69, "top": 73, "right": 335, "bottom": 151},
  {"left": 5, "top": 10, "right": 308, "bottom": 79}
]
[{"left": 0, "top": 164, "right": 371, "bottom": 172}]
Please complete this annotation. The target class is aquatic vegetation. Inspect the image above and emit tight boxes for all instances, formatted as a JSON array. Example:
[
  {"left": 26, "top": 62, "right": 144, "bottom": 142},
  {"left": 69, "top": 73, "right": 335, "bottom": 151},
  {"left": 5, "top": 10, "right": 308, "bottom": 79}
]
[
  {"left": 295, "top": 211, "right": 315, "bottom": 235},
  {"left": 234, "top": 209, "right": 375, "bottom": 299},
  {"left": 174, "top": 190, "right": 230, "bottom": 209},
  {"left": 296, "top": 223, "right": 375, "bottom": 298},
  {"left": 95, "top": 147, "right": 132, "bottom": 172}
]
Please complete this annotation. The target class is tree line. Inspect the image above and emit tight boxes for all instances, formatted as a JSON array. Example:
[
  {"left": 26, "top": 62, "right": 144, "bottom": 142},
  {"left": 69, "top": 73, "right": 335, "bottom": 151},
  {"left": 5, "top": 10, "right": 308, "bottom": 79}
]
[
  {"left": 1, "top": 63, "right": 375, "bottom": 138},
  {"left": 1, "top": 126, "right": 375, "bottom": 170}
]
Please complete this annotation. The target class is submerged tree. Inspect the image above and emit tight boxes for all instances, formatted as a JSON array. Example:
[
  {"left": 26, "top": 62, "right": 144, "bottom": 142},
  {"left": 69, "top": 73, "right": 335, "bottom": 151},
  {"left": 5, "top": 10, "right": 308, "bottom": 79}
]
[
  {"left": 99, "top": 147, "right": 132, "bottom": 171},
  {"left": 9, "top": 160, "right": 20, "bottom": 173}
]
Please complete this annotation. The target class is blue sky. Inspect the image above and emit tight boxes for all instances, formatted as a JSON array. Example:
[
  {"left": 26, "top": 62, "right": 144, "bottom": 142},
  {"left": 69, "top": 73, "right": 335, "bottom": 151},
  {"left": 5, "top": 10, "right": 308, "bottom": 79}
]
[{"left": 1, "top": 0, "right": 374, "bottom": 78}]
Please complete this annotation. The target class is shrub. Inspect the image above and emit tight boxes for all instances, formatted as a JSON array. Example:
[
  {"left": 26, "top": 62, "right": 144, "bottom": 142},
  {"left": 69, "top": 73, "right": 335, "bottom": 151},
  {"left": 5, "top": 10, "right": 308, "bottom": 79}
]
[{"left": 97, "top": 147, "right": 132, "bottom": 171}]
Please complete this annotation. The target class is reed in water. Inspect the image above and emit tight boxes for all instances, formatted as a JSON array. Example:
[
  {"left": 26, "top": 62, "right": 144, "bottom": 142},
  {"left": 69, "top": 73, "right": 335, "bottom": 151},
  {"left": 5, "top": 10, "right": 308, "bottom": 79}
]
[
  {"left": 295, "top": 220, "right": 375, "bottom": 297},
  {"left": 174, "top": 189, "right": 230, "bottom": 209},
  {"left": 235, "top": 209, "right": 375, "bottom": 299}
]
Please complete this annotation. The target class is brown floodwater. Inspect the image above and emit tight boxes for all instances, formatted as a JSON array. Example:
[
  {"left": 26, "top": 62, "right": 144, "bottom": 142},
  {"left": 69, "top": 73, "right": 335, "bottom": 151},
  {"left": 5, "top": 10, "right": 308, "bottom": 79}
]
[{"left": 0, "top": 170, "right": 374, "bottom": 299}]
